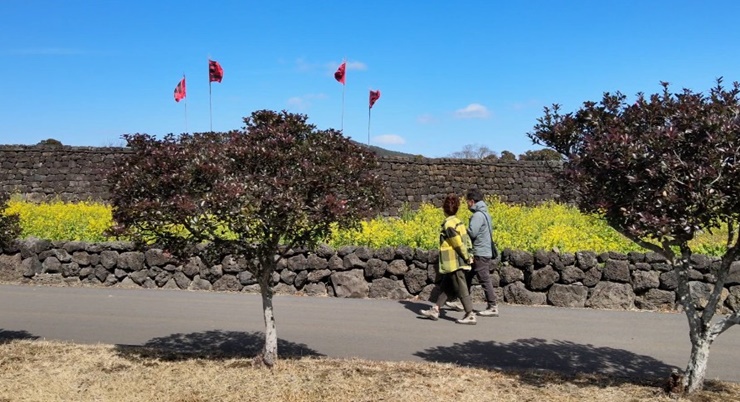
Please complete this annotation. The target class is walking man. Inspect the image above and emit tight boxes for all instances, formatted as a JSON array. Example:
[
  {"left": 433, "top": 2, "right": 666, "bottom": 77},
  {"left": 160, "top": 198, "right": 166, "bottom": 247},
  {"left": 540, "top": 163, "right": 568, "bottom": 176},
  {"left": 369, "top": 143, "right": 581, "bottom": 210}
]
[{"left": 450, "top": 188, "right": 499, "bottom": 317}]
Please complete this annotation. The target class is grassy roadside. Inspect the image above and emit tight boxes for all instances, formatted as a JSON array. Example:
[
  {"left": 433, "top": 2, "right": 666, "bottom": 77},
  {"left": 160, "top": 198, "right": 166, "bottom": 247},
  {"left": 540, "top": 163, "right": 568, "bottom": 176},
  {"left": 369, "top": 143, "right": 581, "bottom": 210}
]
[{"left": 0, "top": 340, "right": 737, "bottom": 402}]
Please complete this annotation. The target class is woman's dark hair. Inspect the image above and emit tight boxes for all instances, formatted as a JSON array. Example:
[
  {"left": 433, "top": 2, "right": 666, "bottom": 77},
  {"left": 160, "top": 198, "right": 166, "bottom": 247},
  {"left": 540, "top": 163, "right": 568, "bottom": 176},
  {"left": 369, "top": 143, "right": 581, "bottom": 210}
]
[{"left": 442, "top": 194, "right": 460, "bottom": 216}]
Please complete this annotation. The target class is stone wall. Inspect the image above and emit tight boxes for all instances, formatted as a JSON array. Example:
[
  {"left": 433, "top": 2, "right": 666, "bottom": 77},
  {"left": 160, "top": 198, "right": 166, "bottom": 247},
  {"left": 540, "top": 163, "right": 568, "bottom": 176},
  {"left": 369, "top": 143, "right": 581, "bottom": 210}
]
[
  {"left": 378, "top": 157, "right": 560, "bottom": 211},
  {"left": 0, "top": 145, "right": 126, "bottom": 202},
  {"left": 0, "top": 145, "right": 560, "bottom": 210},
  {"left": 2, "top": 239, "right": 738, "bottom": 313}
]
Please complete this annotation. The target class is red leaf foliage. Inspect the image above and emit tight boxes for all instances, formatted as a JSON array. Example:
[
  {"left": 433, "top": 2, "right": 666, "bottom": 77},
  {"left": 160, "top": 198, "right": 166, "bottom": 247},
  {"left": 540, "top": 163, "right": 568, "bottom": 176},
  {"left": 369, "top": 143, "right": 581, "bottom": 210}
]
[
  {"left": 108, "top": 110, "right": 389, "bottom": 267},
  {"left": 529, "top": 79, "right": 740, "bottom": 255}
]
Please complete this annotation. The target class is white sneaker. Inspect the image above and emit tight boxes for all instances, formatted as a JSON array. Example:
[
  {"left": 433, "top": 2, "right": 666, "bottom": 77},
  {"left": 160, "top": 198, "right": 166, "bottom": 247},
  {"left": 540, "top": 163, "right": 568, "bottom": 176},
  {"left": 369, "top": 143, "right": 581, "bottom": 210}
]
[
  {"left": 444, "top": 300, "right": 464, "bottom": 312},
  {"left": 456, "top": 313, "right": 477, "bottom": 325},
  {"left": 420, "top": 308, "right": 439, "bottom": 321},
  {"left": 477, "top": 305, "right": 499, "bottom": 317}
]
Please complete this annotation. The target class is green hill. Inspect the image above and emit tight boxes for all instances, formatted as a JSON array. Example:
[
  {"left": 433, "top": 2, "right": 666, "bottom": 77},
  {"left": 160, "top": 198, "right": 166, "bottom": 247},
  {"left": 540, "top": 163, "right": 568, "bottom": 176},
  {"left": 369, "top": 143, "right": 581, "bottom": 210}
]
[{"left": 351, "top": 141, "right": 418, "bottom": 158}]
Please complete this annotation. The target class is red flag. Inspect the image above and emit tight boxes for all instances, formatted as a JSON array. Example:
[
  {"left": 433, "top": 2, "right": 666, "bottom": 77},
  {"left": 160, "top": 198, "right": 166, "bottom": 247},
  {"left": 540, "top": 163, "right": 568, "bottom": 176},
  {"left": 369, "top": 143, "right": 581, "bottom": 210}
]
[
  {"left": 369, "top": 89, "right": 381, "bottom": 109},
  {"left": 174, "top": 77, "right": 186, "bottom": 102},
  {"left": 334, "top": 61, "right": 346, "bottom": 84},
  {"left": 209, "top": 59, "right": 223, "bottom": 83}
]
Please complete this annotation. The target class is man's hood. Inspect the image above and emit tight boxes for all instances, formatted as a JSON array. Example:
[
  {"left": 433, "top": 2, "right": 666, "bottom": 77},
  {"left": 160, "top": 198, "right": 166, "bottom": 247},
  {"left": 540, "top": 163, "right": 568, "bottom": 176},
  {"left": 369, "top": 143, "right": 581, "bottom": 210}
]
[{"left": 469, "top": 200, "right": 489, "bottom": 214}]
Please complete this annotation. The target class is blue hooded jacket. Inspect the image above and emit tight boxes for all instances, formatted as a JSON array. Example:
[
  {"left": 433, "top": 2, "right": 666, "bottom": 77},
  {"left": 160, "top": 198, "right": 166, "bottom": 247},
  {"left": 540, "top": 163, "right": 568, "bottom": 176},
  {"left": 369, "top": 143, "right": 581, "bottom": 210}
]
[{"left": 467, "top": 200, "right": 493, "bottom": 258}]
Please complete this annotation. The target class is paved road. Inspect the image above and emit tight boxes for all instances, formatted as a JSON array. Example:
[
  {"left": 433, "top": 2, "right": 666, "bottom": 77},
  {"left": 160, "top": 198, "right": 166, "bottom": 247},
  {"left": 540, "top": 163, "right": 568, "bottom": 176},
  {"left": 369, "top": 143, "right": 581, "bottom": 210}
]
[{"left": 1, "top": 284, "right": 739, "bottom": 382}]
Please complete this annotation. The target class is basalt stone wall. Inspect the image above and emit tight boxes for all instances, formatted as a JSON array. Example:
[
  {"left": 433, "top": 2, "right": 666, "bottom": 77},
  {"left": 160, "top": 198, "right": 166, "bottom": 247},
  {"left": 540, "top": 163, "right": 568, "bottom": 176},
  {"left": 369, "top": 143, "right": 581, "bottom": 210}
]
[
  {"left": 2, "top": 239, "right": 738, "bottom": 313},
  {"left": 378, "top": 157, "right": 561, "bottom": 211},
  {"left": 0, "top": 145, "right": 127, "bottom": 202},
  {"left": 0, "top": 145, "right": 561, "bottom": 210}
]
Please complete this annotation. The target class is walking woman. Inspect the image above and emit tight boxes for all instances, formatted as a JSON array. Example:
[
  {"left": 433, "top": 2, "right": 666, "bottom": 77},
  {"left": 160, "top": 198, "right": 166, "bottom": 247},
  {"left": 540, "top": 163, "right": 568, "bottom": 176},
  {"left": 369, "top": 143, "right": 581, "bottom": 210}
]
[{"left": 420, "top": 194, "right": 477, "bottom": 325}]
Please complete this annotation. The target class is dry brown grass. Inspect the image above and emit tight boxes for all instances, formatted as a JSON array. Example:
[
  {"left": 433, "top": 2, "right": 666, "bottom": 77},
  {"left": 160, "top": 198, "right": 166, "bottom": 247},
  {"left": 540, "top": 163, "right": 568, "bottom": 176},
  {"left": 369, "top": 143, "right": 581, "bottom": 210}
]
[{"left": 0, "top": 340, "right": 738, "bottom": 402}]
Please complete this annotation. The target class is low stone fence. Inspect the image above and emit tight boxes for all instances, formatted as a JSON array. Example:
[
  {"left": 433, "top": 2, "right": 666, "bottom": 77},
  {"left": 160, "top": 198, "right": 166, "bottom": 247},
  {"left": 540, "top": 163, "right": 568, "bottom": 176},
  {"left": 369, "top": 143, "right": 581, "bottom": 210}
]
[
  {"left": 0, "top": 144, "right": 561, "bottom": 213},
  {"left": 1, "top": 239, "right": 739, "bottom": 312}
]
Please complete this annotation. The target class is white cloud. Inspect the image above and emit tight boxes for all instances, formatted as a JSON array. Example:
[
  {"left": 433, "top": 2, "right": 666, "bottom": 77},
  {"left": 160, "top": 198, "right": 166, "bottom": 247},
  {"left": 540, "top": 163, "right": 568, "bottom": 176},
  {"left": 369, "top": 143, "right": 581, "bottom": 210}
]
[
  {"left": 8, "top": 48, "right": 85, "bottom": 56},
  {"left": 417, "top": 114, "right": 436, "bottom": 124},
  {"left": 345, "top": 61, "right": 367, "bottom": 71},
  {"left": 296, "top": 58, "right": 368, "bottom": 75},
  {"left": 454, "top": 103, "right": 491, "bottom": 119},
  {"left": 325, "top": 60, "right": 367, "bottom": 75},
  {"left": 373, "top": 134, "right": 406, "bottom": 145},
  {"left": 511, "top": 99, "right": 540, "bottom": 111},
  {"left": 287, "top": 97, "right": 306, "bottom": 109},
  {"left": 286, "top": 93, "right": 328, "bottom": 111},
  {"left": 295, "top": 58, "right": 321, "bottom": 72}
]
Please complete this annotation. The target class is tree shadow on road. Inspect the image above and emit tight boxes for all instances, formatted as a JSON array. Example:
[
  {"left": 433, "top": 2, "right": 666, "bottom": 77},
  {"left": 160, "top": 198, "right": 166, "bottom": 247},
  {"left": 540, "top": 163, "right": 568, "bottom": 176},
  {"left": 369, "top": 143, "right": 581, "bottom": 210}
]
[
  {"left": 115, "top": 330, "right": 323, "bottom": 362},
  {"left": 415, "top": 337, "right": 680, "bottom": 388},
  {"left": 0, "top": 329, "right": 39, "bottom": 344}
]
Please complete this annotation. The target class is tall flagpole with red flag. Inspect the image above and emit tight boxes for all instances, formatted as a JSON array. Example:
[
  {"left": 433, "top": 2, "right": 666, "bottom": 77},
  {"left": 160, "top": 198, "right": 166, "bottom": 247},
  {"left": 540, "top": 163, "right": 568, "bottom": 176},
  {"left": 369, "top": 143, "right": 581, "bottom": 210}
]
[
  {"left": 334, "top": 59, "right": 347, "bottom": 132},
  {"left": 208, "top": 58, "right": 224, "bottom": 132},
  {"left": 208, "top": 57, "right": 212, "bottom": 132},
  {"left": 174, "top": 74, "right": 188, "bottom": 133},
  {"left": 368, "top": 89, "right": 381, "bottom": 145}
]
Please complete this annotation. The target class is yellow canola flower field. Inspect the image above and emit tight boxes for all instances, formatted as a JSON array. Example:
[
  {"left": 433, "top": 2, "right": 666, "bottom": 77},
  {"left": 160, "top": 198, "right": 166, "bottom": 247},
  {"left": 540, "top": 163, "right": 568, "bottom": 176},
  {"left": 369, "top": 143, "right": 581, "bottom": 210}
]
[
  {"left": 5, "top": 197, "right": 114, "bottom": 242},
  {"left": 490, "top": 201, "right": 637, "bottom": 254},
  {"left": 330, "top": 198, "right": 728, "bottom": 256},
  {"left": 2, "top": 196, "right": 728, "bottom": 255}
]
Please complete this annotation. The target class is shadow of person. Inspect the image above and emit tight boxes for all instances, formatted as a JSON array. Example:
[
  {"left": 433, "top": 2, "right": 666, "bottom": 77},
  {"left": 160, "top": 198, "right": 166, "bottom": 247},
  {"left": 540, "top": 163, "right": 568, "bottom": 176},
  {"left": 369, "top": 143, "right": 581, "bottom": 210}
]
[
  {"left": 415, "top": 337, "right": 680, "bottom": 387},
  {"left": 398, "top": 300, "right": 430, "bottom": 315},
  {"left": 115, "top": 330, "right": 323, "bottom": 362},
  {"left": 398, "top": 283, "right": 442, "bottom": 316},
  {"left": 0, "top": 329, "right": 39, "bottom": 344},
  {"left": 399, "top": 300, "right": 461, "bottom": 322}
]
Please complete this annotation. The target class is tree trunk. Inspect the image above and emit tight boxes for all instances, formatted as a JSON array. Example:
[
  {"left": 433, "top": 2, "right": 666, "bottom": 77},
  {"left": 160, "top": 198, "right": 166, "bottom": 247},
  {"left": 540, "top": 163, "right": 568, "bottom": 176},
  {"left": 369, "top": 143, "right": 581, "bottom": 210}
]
[
  {"left": 683, "top": 336, "right": 712, "bottom": 393},
  {"left": 675, "top": 245, "right": 740, "bottom": 394},
  {"left": 259, "top": 269, "right": 278, "bottom": 367}
]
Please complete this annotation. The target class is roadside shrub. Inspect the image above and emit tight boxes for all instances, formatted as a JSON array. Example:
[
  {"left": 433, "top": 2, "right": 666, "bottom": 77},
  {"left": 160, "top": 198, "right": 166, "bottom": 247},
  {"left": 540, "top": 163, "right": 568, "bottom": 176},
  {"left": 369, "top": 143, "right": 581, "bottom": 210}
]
[
  {"left": 490, "top": 200, "right": 642, "bottom": 253},
  {"left": 329, "top": 203, "right": 448, "bottom": 249},
  {"left": 2, "top": 196, "right": 729, "bottom": 255},
  {"left": 5, "top": 196, "right": 113, "bottom": 242},
  {"left": 688, "top": 225, "right": 730, "bottom": 256},
  {"left": 36, "top": 138, "right": 63, "bottom": 147},
  {"left": 330, "top": 197, "right": 728, "bottom": 255},
  {"left": 0, "top": 192, "right": 21, "bottom": 249}
]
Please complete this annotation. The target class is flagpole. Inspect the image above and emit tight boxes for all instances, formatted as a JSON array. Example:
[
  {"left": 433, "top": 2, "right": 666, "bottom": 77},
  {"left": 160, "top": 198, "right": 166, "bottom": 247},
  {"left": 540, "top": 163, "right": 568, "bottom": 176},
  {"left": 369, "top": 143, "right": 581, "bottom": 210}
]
[
  {"left": 367, "top": 89, "right": 379, "bottom": 146},
  {"left": 183, "top": 74, "right": 188, "bottom": 134},
  {"left": 209, "top": 81, "right": 213, "bottom": 132},
  {"left": 207, "top": 55, "right": 213, "bottom": 132},
  {"left": 341, "top": 85, "right": 346, "bottom": 132},
  {"left": 184, "top": 101, "right": 189, "bottom": 134},
  {"left": 367, "top": 106, "right": 371, "bottom": 146},
  {"left": 341, "top": 57, "right": 346, "bottom": 132}
]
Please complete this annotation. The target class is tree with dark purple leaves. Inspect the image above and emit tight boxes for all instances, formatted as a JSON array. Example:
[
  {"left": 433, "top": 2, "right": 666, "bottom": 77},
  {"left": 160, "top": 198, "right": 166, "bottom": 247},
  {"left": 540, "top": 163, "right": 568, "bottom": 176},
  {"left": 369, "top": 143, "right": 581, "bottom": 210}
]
[
  {"left": 108, "top": 110, "right": 388, "bottom": 367},
  {"left": 528, "top": 79, "right": 740, "bottom": 394}
]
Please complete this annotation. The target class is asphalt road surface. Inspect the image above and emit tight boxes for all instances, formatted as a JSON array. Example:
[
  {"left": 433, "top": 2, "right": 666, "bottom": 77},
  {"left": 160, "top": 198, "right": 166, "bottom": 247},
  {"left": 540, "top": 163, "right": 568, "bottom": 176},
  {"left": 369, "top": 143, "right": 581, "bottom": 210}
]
[{"left": 1, "top": 284, "right": 738, "bottom": 382}]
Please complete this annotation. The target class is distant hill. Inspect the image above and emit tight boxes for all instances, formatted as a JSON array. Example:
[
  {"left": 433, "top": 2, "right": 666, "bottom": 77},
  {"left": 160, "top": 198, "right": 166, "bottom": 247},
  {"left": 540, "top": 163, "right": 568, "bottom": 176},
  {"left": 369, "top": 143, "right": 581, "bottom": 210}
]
[
  {"left": 351, "top": 141, "right": 418, "bottom": 158},
  {"left": 13, "top": 137, "right": 420, "bottom": 158}
]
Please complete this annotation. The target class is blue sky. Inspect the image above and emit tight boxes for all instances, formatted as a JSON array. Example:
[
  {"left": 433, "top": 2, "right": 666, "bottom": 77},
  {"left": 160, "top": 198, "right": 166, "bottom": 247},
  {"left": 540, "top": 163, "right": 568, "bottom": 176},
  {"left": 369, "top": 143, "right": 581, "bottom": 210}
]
[{"left": 2, "top": 1, "right": 740, "bottom": 157}]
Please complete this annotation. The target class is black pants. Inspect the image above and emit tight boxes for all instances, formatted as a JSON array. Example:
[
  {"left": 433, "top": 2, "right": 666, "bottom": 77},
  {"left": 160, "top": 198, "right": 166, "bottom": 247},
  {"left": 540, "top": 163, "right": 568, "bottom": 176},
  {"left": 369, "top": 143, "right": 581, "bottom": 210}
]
[{"left": 466, "top": 256, "right": 498, "bottom": 306}]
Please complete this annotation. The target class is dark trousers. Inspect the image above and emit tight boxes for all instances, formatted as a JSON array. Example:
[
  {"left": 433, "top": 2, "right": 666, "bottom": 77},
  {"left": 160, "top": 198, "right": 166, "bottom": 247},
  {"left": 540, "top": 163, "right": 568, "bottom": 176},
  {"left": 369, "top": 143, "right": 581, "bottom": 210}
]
[
  {"left": 466, "top": 256, "right": 498, "bottom": 306},
  {"left": 435, "top": 269, "right": 473, "bottom": 314}
]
